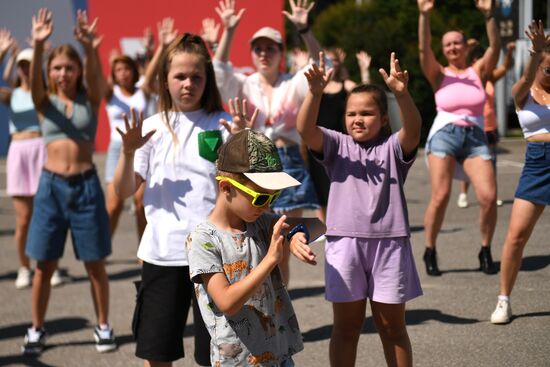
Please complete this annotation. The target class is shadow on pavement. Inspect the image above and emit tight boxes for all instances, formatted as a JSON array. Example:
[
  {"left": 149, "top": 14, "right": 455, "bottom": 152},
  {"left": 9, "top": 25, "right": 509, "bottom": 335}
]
[
  {"left": 520, "top": 255, "right": 550, "bottom": 271},
  {"left": 302, "top": 309, "right": 479, "bottom": 342},
  {"left": 0, "top": 354, "right": 56, "bottom": 367},
  {"left": 288, "top": 286, "right": 325, "bottom": 300},
  {"left": 0, "top": 317, "right": 89, "bottom": 341},
  {"left": 70, "top": 268, "right": 141, "bottom": 283}
]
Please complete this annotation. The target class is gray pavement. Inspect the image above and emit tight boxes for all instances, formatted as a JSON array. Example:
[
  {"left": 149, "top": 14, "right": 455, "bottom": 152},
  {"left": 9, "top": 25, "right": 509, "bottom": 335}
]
[{"left": 0, "top": 139, "right": 549, "bottom": 366}]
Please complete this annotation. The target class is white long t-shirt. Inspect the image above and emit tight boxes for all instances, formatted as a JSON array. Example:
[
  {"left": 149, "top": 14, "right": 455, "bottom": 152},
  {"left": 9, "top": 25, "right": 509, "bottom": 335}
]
[{"left": 134, "top": 110, "right": 230, "bottom": 266}]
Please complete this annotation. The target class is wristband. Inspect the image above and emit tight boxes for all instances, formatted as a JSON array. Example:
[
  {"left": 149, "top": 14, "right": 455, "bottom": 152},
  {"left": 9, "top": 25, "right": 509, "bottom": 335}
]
[
  {"left": 286, "top": 223, "right": 310, "bottom": 242},
  {"left": 297, "top": 25, "right": 310, "bottom": 34}
]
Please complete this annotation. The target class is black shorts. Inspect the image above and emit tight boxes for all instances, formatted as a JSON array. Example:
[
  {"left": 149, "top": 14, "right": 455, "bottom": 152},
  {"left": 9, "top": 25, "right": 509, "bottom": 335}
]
[{"left": 133, "top": 262, "right": 210, "bottom": 364}]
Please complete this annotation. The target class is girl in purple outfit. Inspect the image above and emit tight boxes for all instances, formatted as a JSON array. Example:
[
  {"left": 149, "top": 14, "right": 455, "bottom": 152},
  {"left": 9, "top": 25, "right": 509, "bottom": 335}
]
[{"left": 293, "top": 52, "right": 423, "bottom": 367}]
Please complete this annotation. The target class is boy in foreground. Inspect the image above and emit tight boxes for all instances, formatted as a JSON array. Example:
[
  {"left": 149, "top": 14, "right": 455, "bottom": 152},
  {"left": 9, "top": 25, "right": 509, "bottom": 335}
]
[{"left": 188, "top": 129, "right": 323, "bottom": 366}]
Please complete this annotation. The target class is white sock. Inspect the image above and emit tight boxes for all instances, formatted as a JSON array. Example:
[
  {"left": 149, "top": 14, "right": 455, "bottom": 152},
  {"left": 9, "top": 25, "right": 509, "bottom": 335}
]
[
  {"left": 99, "top": 323, "right": 110, "bottom": 331},
  {"left": 498, "top": 295, "right": 509, "bottom": 302}
]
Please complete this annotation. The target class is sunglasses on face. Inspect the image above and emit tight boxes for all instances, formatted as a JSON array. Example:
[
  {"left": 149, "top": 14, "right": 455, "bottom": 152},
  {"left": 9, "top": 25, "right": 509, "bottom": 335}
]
[
  {"left": 216, "top": 176, "right": 280, "bottom": 207},
  {"left": 252, "top": 46, "right": 279, "bottom": 56}
]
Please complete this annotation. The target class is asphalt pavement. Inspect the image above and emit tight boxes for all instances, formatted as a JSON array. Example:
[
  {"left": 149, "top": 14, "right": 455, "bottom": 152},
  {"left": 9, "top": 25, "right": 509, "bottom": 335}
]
[{"left": 0, "top": 139, "right": 549, "bottom": 367}]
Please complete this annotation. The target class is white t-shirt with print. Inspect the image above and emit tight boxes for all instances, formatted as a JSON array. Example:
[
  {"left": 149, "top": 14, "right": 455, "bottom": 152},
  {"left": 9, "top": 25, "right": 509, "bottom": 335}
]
[{"left": 134, "top": 110, "right": 230, "bottom": 266}]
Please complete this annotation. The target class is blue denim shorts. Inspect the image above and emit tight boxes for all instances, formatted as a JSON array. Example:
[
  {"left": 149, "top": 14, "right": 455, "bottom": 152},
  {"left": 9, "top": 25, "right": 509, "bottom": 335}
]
[
  {"left": 26, "top": 167, "right": 112, "bottom": 262},
  {"left": 104, "top": 139, "right": 122, "bottom": 183},
  {"left": 427, "top": 124, "right": 492, "bottom": 163},
  {"left": 271, "top": 145, "right": 319, "bottom": 213},
  {"left": 515, "top": 142, "right": 550, "bottom": 206}
]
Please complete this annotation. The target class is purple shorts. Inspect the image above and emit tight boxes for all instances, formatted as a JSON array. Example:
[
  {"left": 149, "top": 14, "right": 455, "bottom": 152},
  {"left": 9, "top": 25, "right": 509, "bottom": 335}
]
[
  {"left": 324, "top": 236, "right": 423, "bottom": 304},
  {"left": 6, "top": 137, "right": 46, "bottom": 196}
]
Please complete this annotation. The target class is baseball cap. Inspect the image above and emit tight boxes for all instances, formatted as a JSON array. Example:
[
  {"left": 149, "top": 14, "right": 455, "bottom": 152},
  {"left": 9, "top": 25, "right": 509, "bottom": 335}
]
[
  {"left": 216, "top": 129, "right": 300, "bottom": 191},
  {"left": 16, "top": 48, "right": 33, "bottom": 64},
  {"left": 249, "top": 27, "right": 283, "bottom": 46}
]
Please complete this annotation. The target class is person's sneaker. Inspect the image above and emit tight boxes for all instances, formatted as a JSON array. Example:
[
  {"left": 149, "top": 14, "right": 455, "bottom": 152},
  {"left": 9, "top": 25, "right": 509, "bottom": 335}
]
[
  {"left": 50, "top": 269, "right": 65, "bottom": 287},
  {"left": 496, "top": 199, "right": 504, "bottom": 207},
  {"left": 15, "top": 267, "right": 32, "bottom": 289},
  {"left": 491, "top": 299, "right": 512, "bottom": 324},
  {"left": 21, "top": 327, "right": 47, "bottom": 355},
  {"left": 457, "top": 193, "right": 469, "bottom": 208},
  {"left": 94, "top": 325, "right": 117, "bottom": 353}
]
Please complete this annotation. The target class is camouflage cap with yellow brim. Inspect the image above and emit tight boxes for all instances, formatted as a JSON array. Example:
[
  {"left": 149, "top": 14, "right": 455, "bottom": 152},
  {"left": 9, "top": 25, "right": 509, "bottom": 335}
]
[{"left": 216, "top": 129, "right": 301, "bottom": 191}]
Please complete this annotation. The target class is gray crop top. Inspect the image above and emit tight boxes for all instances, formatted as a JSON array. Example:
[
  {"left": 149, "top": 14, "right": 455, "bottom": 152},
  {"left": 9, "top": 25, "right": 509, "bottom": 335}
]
[{"left": 41, "top": 92, "right": 97, "bottom": 144}]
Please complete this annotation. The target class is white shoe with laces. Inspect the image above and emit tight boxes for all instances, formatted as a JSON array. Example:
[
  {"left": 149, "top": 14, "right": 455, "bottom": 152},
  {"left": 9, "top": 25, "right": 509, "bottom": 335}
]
[
  {"left": 491, "top": 299, "right": 512, "bottom": 324},
  {"left": 15, "top": 267, "right": 32, "bottom": 289},
  {"left": 94, "top": 325, "right": 117, "bottom": 353},
  {"left": 457, "top": 193, "right": 469, "bottom": 208}
]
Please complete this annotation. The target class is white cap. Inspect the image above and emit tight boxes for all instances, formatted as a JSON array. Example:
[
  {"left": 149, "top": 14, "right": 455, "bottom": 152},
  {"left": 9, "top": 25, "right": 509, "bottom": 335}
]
[
  {"left": 250, "top": 27, "right": 283, "bottom": 45},
  {"left": 16, "top": 48, "right": 33, "bottom": 64}
]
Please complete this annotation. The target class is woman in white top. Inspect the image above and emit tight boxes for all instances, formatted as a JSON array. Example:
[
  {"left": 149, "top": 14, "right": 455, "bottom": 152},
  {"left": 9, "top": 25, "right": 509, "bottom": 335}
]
[
  {"left": 104, "top": 18, "right": 175, "bottom": 242},
  {"left": 490, "top": 21, "right": 550, "bottom": 324},
  {"left": 213, "top": 0, "right": 324, "bottom": 284}
]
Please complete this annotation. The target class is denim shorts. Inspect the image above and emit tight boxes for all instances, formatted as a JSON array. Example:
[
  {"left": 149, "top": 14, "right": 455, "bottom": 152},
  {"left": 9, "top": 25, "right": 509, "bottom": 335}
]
[
  {"left": 271, "top": 145, "right": 319, "bottom": 213},
  {"left": 26, "top": 167, "right": 112, "bottom": 262},
  {"left": 515, "top": 142, "right": 550, "bottom": 206},
  {"left": 427, "top": 124, "right": 492, "bottom": 163},
  {"left": 104, "top": 139, "right": 122, "bottom": 183},
  {"left": 324, "top": 236, "right": 423, "bottom": 304}
]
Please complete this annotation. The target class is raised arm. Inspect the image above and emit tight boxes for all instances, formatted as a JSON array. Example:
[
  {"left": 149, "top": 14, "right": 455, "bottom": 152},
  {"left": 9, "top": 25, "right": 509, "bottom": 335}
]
[
  {"left": 297, "top": 52, "right": 332, "bottom": 154},
  {"left": 214, "top": 0, "right": 246, "bottom": 62},
  {"left": 512, "top": 21, "right": 548, "bottom": 109},
  {"left": 30, "top": 8, "right": 53, "bottom": 112},
  {"left": 491, "top": 42, "right": 515, "bottom": 82},
  {"left": 380, "top": 52, "right": 422, "bottom": 156},
  {"left": 141, "top": 17, "right": 178, "bottom": 96},
  {"left": 74, "top": 10, "right": 108, "bottom": 110},
  {"left": 356, "top": 50, "right": 371, "bottom": 84},
  {"left": 0, "top": 29, "right": 17, "bottom": 86},
  {"left": 417, "top": 0, "right": 442, "bottom": 89},
  {"left": 201, "top": 17, "right": 221, "bottom": 53},
  {"left": 201, "top": 216, "right": 289, "bottom": 316},
  {"left": 473, "top": 0, "right": 501, "bottom": 79},
  {"left": 284, "top": 0, "right": 322, "bottom": 63},
  {"left": 113, "top": 109, "right": 155, "bottom": 199}
]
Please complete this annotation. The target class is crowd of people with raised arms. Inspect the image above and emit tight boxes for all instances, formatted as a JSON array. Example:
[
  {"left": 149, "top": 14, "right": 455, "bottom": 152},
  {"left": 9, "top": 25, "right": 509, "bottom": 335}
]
[{"left": 0, "top": 0, "right": 549, "bottom": 366}]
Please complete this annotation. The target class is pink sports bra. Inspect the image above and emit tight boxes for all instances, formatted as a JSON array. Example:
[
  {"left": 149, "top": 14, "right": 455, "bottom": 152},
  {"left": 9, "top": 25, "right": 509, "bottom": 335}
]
[{"left": 435, "top": 67, "right": 486, "bottom": 127}]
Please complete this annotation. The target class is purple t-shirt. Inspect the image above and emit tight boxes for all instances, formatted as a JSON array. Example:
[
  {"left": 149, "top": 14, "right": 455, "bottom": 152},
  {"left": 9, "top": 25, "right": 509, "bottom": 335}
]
[{"left": 315, "top": 128, "right": 415, "bottom": 238}]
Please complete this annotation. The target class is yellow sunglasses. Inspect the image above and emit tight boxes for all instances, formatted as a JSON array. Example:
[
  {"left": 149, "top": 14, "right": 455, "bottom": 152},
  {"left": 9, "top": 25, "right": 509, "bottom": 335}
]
[{"left": 216, "top": 176, "right": 281, "bottom": 207}]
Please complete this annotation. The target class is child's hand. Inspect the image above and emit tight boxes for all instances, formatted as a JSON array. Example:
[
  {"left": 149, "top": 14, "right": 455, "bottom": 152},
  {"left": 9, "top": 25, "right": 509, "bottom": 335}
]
[
  {"left": 31, "top": 8, "right": 54, "bottom": 45},
  {"left": 304, "top": 51, "right": 333, "bottom": 96},
  {"left": 157, "top": 18, "right": 178, "bottom": 48},
  {"left": 220, "top": 97, "right": 258, "bottom": 134},
  {"left": 475, "top": 0, "right": 492, "bottom": 16},
  {"left": 201, "top": 18, "right": 220, "bottom": 45},
  {"left": 289, "top": 233, "right": 317, "bottom": 265},
  {"left": 283, "top": 0, "right": 314, "bottom": 31},
  {"left": 116, "top": 108, "right": 156, "bottom": 154},
  {"left": 417, "top": 0, "right": 434, "bottom": 13},
  {"left": 74, "top": 10, "right": 103, "bottom": 50},
  {"left": 525, "top": 20, "right": 548, "bottom": 53},
  {"left": 379, "top": 52, "right": 409, "bottom": 97},
  {"left": 267, "top": 215, "right": 290, "bottom": 266}
]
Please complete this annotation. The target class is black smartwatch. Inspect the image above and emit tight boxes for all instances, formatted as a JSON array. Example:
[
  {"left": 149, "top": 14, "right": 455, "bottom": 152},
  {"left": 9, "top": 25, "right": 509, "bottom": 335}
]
[{"left": 286, "top": 223, "right": 310, "bottom": 242}]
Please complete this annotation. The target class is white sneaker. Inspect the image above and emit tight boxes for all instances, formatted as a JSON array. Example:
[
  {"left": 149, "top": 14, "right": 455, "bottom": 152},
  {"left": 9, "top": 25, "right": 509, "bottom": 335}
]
[
  {"left": 50, "top": 269, "right": 65, "bottom": 287},
  {"left": 15, "top": 267, "right": 32, "bottom": 289},
  {"left": 496, "top": 199, "right": 504, "bottom": 207},
  {"left": 94, "top": 325, "right": 117, "bottom": 353},
  {"left": 457, "top": 193, "right": 469, "bottom": 208},
  {"left": 491, "top": 299, "right": 512, "bottom": 324}
]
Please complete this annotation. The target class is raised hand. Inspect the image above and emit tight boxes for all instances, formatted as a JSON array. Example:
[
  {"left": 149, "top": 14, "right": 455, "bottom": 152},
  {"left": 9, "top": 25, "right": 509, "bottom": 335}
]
[
  {"left": 143, "top": 27, "right": 155, "bottom": 54},
  {"left": 304, "top": 51, "right": 333, "bottom": 96},
  {"left": 74, "top": 10, "right": 103, "bottom": 49},
  {"left": 289, "top": 232, "right": 317, "bottom": 265},
  {"left": 474, "top": 0, "right": 492, "bottom": 15},
  {"left": 215, "top": 0, "right": 245, "bottom": 31},
  {"left": 525, "top": 20, "right": 548, "bottom": 53},
  {"left": 356, "top": 50, "right": 371, "bottom": 71},
  {"left": 417, "top": 0, "right": 434, "bottom": 13},
  {"left": 201, "top": 18, "right": 220, "bottom": 45},
  {"left": 283, "top": 0, "right": 314, "bottom": 30},
  {"left": 116, "top": 108, "right": 156, "bottom": 154},
  {"left": 379, "top": 52, "right": 409, "bottom": 96},
  {"left": 267, "top": 215, "right": 290, "bottom": 266},
  {"left": 220, "top": 97, "right": 258, "bottom": 134},
  {"left": 157, "top": 17, "right": 178, "bottom": 48},
  {"left": 0, "top": 28, "right": 16, "bottom": 55},
  {"left": 31, "top": 8, "right": 54, "bottom": 45},
  {"left": 506, "top": 41, "right": 516, "bottom": 52}
]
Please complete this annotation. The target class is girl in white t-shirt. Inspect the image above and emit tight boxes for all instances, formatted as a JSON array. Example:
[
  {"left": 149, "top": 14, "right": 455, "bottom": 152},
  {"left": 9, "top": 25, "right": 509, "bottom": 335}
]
[{"left": 113, "top": 33, "right": 247, "bottom": 367}]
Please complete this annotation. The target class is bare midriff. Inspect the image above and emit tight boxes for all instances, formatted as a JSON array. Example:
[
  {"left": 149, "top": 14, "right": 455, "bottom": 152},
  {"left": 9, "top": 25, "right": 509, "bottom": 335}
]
[
  {"left": 526, "top": 133, "right": 550, "bottom": 143},
  {"left": 44, "top": 139, "right": 94, "bottom": 175},
  {"left": 11, "top": 130, "right": 41, "bottom": 141}
]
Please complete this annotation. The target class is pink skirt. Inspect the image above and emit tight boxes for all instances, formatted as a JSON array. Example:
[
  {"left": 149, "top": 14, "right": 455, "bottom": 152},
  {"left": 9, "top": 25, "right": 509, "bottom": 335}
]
[{"left": 6, "top": 137, "right": 46, "bottom": 196}]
